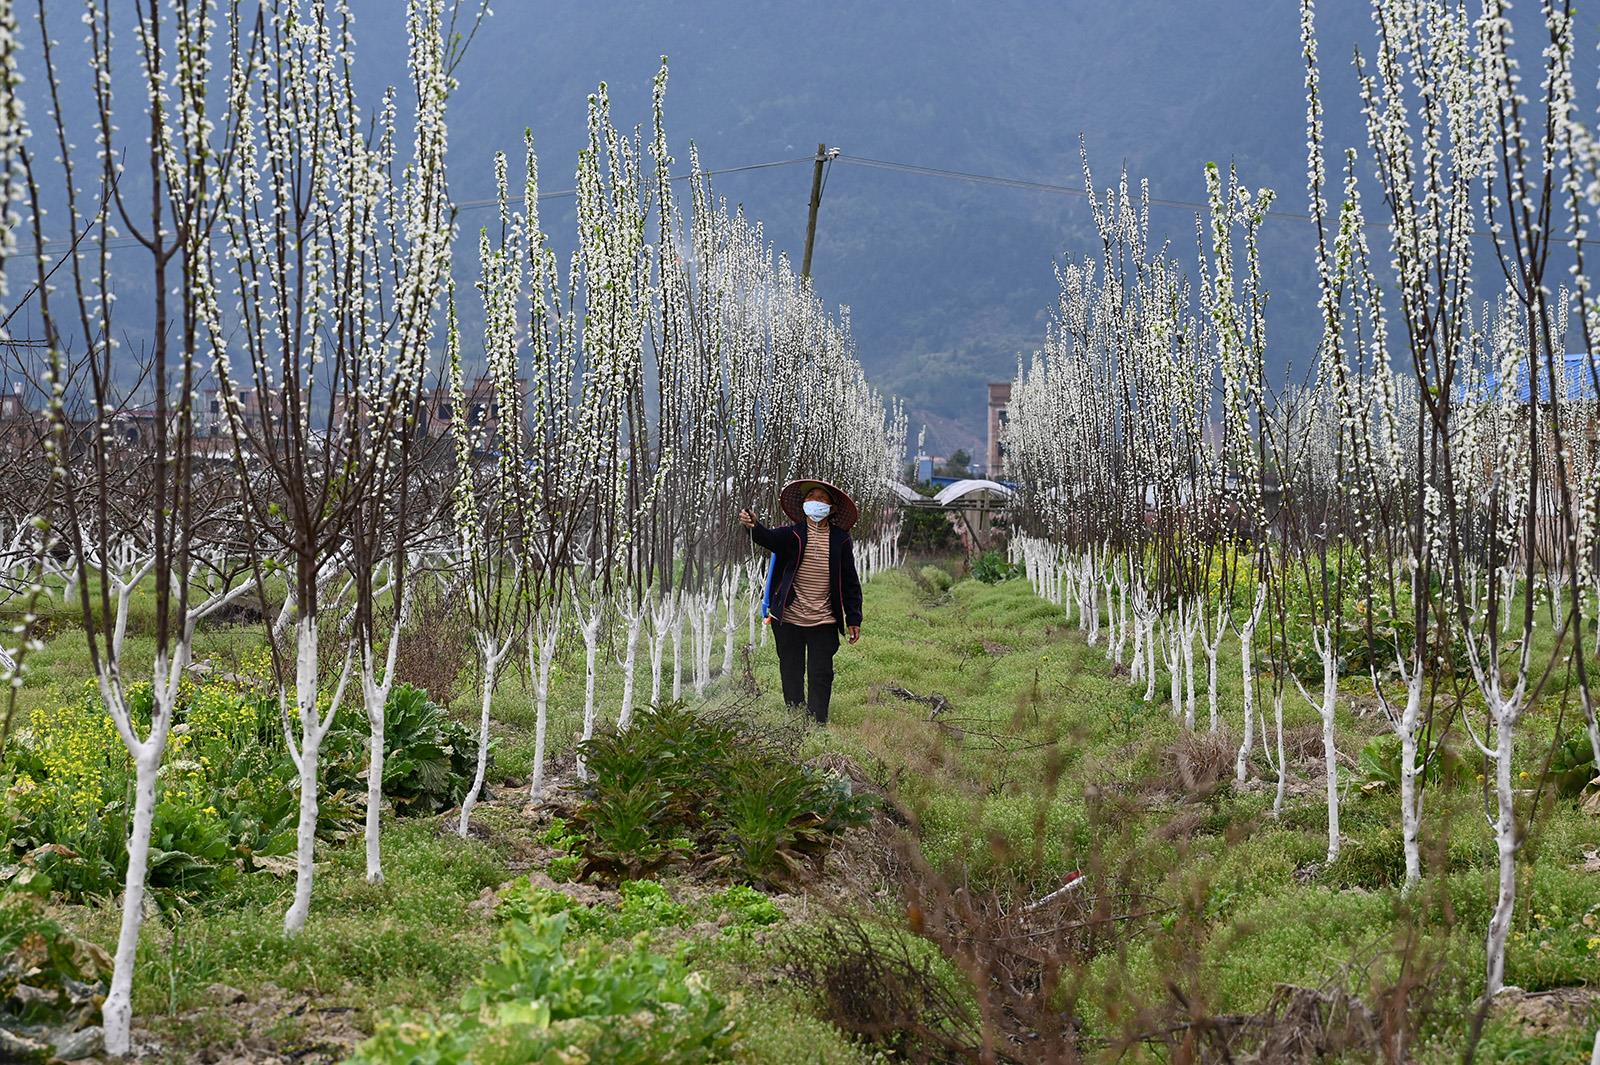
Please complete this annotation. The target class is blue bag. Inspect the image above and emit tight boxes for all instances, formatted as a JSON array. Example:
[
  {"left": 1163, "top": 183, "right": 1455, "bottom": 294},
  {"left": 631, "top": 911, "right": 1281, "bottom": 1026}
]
[{"left": 759, "top": 552, "right": 778, "bottom": 621}]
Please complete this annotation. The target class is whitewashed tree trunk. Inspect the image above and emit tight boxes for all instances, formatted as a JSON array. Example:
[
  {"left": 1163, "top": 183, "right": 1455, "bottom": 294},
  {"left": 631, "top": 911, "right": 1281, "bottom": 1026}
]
[
  {"left": 648, "top": 596, "right": 671, "bottom": 708},
  {"left": 720, "top": 572, "right": 738, "bottom": 678},
  {"left": 284, "top": 619, "right": 352, "bottom": 936},
  {"left": 575, "top": 600, "right": 604, "bottom": 779},
  {"left": 358, "top": 584, "right": 408, "bottom": 885},
  {"left": 1485, "top": 706, "right": 1519, "bottom": 996},
  {"left": 1060, "top": 551, "right": 1078, "bottom": 624},
  {"left": 110, "top": 566, "right": 150, "bottom": 660},
  {"left": 1083, "top": 556, "right": 1098, "bottom": 636},
  {"left": 1396, "top": 667, "right": 1424, "bottom": 893},
  {"left": 1145, "top": 617, "right": 1157, "bottom": 699},
  {"left": 670, "top": 594, "right": 684, "bottom": 701},
  {"left": 1100, "top": 569, "right": 1116, "bottom": 654},
  {"left": 1085, "top": 558, "right": 1101, "bottom": 645},
  {"left": 100, "top": 573, "right": 259, "bottom": 1053},
  {"left": 1076, "top": 555, "right": 1093, "bottom": 634},
  {"left": 1202, "top": 600, "right": 1224, "bottom": 732},
  {"left": 360, "top": 660, "right": 392, "bottom": 884},
  {"left": 102, "top": 746, "right": 160, "bottom": 1056},
  {"left": 1292, "top": 624, "right": 1340, "bottom": 864},
  {"left": 700, "top": 595, "right": 713, "bottom": 689},
  {"left": 693, "top": 596, "right": 705, "bottom": 688},
  {"left": 1235, "top": 586, "right": 1265, "bottom": 783},
  {"left": 1318, "top": 651, "right": 1340, "bottom": 864},
  {"left": 617, "top": 596, "right": 645, "bottom": 731},
  {"left": 1119, "top": 579, "right": 1131, "bottom": 659},
  {"left": 1109, "top": 569, "right": 1127, "bottom": 665},
  {"left": 684, "top": 595, "right": 700, "bottom": 693},
  {"left": 696, "top": 593, "right": 715, "bottom": 693},
  {"left": 285, "top": 724, "right": 323, "bottom": 936},
  {"left": 528, "top": 616, "right": 560, "bottom": 802},
  {"left": 272, "top": 590, "right": 298, "bottom": 643},
  {"left": 1129, "top": 601, "right": 1144, "bottom": 686},
  {"left": 1459, "top": 632, "right": 1529, "bottom": 999},
  {"left": 1164, "top": 621, "right": 1184, "bottom": 722},
  {"left": 1043, "top": 543, "right": 1056, "bottom": 610},
  {"left": 458, "top": 634, "right": 513, "bottom": 836},
  {"left": 1181, "top": 601, "right": 1198, "bottom": 728},
  {"left": 745, "top": 564, "right": 761, "bottom": 649}
]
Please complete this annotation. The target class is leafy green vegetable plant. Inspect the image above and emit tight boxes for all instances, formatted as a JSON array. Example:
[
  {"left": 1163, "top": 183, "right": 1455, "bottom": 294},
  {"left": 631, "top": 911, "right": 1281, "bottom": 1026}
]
[
  {"left": 350, "top": 911, "right": 735, "bottom": 1065},
  {"left": 971, "top": 550, "right": 1022, "bottom": 584},
  {"left": 2, "top": 676, "right": 478, "bottom": 904},
  {"left": 567, "top": 703, "right": 874, "bottom": 886},
  {"left": 325, "top": 683, "right": 479, "bottom": 816}
]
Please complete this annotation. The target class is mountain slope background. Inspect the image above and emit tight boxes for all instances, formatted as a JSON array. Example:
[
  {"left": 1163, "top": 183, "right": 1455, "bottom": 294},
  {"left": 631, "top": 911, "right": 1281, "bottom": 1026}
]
[
  {"left": 10, "top": 2, "right": 1549, "bottom": 453},
  {"left": 435, "top": 0, "right": 1377, "bottom": 454}
]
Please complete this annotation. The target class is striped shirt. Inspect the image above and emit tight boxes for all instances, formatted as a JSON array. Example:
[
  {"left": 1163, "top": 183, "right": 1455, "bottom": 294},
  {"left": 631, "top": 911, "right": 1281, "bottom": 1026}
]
[{"left": 787, "top": 523, "right": 834, "bottom": 626}]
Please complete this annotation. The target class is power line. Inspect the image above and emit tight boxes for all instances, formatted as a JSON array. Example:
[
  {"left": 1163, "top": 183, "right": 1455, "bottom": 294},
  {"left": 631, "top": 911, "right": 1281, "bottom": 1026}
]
[
  {"left": 454, "top": 153, "right": 815, "bottom": 212},
  {"left": 18, "top": 146, "right": 1600, "bottom": 257},
  {"left": 840, "top": 153, "right": 1187, "bottom": 210},
  {"left": 835, "top": 152, "right": 1600, "bottom": 249},
  {"left": 13, "top": 154, "right": 816, "bottom": 256}
]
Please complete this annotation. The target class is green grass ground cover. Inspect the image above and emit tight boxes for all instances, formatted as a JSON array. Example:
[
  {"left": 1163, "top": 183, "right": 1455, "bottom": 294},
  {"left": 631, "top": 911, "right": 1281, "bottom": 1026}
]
[
  {"left": 4, "top": 560, "right": 1599, "bottom": 1060},
  {"left": 769, "top": 567, "right": 1600, "bottom": 1060}
]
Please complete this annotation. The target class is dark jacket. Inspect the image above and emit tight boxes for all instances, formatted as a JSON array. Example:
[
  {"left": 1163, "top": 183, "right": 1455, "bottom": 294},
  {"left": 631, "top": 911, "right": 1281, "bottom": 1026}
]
[{"left": 749, "top": 520, "right": 863, "bottom": 633}]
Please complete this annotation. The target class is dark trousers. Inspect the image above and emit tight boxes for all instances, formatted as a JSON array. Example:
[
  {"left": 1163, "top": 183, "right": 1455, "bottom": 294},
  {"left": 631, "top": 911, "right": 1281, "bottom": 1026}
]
[{"left": 772, "top": 622, "right": 839, "bottom": 723}]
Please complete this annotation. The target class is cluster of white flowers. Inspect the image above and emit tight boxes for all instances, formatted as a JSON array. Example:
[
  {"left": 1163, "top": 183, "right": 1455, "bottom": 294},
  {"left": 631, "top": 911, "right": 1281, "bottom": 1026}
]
[
  {"left": 3, "top": 1, "right": 463, "bottom": 1049},
  {"left": 1008, "top": 149, "right": 1223, "bottom": 729},
  {"left": 4, "top": 5, "right": 900, "bottom": 1045},
  {"left": 1005, "top": 0, "right": 1600, "bottom": 1001},
  {"left": 439, "top": 59, "right": 903, "bottom": 823}
]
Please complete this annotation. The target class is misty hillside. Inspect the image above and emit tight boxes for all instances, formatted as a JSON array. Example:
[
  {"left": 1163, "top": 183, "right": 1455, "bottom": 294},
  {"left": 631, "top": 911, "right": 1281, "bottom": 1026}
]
[
  {"left": 433, "top": 0, "right": 1380, "bottom": 453},
  {"left": 3, "top": 2, "right": 1449, "bottom": 453}
]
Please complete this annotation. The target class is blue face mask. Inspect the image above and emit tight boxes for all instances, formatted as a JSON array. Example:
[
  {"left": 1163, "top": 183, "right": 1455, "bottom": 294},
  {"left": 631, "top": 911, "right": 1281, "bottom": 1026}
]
[{"left": 802, "top": 500, "right": 832, "bottom": 521}]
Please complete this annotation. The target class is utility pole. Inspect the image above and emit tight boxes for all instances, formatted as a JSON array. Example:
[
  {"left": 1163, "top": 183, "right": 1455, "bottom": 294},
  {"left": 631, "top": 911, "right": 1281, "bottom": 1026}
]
[{"left": 801, "top": 142, "right": 828, "bottom": 281}]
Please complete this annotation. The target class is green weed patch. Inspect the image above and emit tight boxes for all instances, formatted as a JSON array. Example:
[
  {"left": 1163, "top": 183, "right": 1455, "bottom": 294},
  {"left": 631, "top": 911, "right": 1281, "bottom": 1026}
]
[{"left": 567, "top": 702, "right": 873, "bottom": 886}]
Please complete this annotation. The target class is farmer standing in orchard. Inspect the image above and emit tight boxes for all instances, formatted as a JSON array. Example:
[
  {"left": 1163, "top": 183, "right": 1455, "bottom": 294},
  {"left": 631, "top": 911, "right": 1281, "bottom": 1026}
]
[{"left": 739, "top": 480, "right": 863, "bottom": 725}]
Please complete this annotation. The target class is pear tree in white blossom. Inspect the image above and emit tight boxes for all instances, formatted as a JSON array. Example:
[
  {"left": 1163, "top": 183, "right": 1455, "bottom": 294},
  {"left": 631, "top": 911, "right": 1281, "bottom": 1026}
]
[
  {"left": 210, "top": 0, "right": 461, "bottom": 935},
  {"left": 16, "top": 0, "right": 273, "bottom": 1047}
]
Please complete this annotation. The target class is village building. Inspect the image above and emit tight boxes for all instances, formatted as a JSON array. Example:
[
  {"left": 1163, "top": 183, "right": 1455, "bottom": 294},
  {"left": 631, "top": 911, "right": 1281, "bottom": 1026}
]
[{"left": 986, "top": 380, "right": 1010, "bottom": 479}]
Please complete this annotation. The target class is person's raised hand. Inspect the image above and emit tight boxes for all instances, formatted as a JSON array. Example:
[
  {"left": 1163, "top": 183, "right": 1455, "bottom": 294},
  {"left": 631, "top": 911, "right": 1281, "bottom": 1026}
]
[
  {"left": 848, "top": 625, "right": 860, "bottom": 644},
  {"left": 739, "top": 509, "right": 757, "bottom": 529}
]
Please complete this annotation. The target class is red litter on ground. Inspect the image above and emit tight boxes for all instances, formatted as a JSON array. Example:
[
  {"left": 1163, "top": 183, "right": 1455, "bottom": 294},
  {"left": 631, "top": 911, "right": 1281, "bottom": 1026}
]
[{"left": 1025, "top": 869, "right": 1086, "bottom": 912}]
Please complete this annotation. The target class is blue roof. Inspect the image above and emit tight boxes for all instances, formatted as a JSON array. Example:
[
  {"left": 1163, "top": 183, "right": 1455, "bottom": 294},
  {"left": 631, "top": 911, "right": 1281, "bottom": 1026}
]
[{"left": 1479, "top": 353, "right": 1599, "bottom": 403}]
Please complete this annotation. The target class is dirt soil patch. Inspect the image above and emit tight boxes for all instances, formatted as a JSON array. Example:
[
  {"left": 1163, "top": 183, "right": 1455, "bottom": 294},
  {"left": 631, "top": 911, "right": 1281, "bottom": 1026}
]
[
  {"left": 1488, "top": 986, "right": 1600, "bottom": 1039},
  {"left": 130, "top": 983, "right": 369, "bottom": 1064}
]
